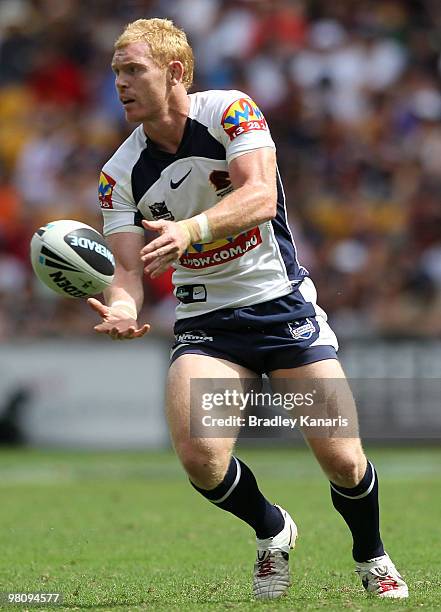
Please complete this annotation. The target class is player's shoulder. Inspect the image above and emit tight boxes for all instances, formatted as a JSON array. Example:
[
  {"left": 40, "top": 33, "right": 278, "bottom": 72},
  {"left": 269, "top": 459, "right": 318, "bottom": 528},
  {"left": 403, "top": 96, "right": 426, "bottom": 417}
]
[
  {"left": 101, "top": 124, "right": 146, "bottom": 182},
  {"left": 189, "top": 88, "right": 251, "bottom": 108},
  {"left": 189, "top": 89, "right": 262, "bottom": 127}
]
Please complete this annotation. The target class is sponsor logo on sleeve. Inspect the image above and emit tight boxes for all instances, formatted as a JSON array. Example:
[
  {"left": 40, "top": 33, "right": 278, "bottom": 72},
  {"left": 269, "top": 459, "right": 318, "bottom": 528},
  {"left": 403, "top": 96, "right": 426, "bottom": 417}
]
[
  {"left": 98, "top": 172, "right": 116, "bottom": 209},
  {"left": 221, "top": 98, "right": 268, "bottom": 141},
  {"left": 179, "top": 227, "right": 262, "bottom": 269}
]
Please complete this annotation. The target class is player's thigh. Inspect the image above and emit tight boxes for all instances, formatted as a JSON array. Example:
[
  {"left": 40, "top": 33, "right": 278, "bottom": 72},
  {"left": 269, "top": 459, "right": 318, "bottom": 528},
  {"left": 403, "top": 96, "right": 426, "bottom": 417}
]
[
  {"left": 167, "top": 353, "right": 257, "bottom": 457},
  {"left": 270, "top": 359, "right": 366, "bottom": 483}
]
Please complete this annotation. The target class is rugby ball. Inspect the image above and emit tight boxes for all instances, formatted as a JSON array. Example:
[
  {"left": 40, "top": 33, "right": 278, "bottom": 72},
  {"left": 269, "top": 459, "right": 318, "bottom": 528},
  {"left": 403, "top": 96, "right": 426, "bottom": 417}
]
[{"left": 30, "top": 220, "right": 115, "bottom": 298}]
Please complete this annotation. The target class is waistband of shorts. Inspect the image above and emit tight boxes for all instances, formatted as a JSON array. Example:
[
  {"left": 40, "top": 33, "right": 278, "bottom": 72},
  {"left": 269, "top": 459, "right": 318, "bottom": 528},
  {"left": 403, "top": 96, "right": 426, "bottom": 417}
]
[{"left": 173, "top": 282, "right": 314, "bottom": 334}]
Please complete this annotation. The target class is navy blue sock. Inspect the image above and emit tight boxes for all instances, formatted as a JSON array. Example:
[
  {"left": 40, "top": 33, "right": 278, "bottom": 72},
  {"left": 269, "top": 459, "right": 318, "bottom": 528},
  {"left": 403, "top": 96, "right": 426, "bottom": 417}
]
[
  {"left": 191, "top": 456, "right": 284, "bottom": 539},
  {"left": 330, "top": 460, "right": 385, "bottom": 562}
]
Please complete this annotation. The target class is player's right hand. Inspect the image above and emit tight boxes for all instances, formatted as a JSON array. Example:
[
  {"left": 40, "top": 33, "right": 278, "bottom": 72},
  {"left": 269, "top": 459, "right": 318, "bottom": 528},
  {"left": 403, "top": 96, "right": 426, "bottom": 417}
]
[
  {"left": 87, "top": 298, "right": 150, "bottom": 340},
  {"left": 140, "top": 219, "right": 190, "bottom": 278}
]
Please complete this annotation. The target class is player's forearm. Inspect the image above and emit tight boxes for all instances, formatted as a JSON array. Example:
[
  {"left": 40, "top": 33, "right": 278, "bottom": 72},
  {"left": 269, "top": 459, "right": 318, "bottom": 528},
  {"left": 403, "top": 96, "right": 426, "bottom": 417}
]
[
  {"left": 180, "top": 182, "right": 276, "bottom": 244},
  {"left": 208, "top": 182, "right": 277, "bottom": 238}
]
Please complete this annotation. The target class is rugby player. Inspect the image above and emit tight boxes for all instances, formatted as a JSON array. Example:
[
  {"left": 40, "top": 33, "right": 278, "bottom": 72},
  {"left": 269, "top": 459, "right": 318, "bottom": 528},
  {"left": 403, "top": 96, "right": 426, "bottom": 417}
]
[{"left": 88, "top": 18, "right": 408, "bottom": 600}]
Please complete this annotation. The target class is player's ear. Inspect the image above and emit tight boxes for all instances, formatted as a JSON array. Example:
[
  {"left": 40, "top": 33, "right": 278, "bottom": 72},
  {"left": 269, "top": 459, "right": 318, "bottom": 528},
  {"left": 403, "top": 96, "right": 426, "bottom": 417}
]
[{"left": 168, "top": 60, "right": 184, "bottom": 86}]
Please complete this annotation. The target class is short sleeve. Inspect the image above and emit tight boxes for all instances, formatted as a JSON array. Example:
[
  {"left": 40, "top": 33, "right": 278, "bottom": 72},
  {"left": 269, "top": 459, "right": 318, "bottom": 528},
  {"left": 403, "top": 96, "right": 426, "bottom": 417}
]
[
  {"left": 98, "top": 170, "right": 144, "bottom": 236},
  {"left": 219, "top": 95, "right": 275, "bottom": 163}
]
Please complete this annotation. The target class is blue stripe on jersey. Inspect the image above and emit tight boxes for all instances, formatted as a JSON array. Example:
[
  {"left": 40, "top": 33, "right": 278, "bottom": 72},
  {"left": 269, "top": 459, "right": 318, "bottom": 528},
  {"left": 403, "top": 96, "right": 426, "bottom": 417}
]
[
  {"left": 131, "top": 118, "right": 226, "bottom": 205},
  {"left": 271, "top": 168, "right": 308, "bottom": 282}
]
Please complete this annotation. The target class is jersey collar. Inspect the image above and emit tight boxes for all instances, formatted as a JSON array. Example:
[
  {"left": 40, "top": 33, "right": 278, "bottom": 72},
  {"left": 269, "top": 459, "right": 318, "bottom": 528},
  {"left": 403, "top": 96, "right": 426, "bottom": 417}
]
[{"left": 145, "top": 117, "right": 193, "bottom": 161}]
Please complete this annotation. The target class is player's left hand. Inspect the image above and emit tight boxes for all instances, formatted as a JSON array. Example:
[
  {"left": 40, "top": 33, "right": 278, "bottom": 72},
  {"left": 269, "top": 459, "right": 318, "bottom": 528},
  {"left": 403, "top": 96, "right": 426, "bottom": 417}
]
[
  {"left": 87, "top": 298, "right": 150, "bottom": 340},
  {"left": 140, "top": 219, "right": 190, "bottom": 278}
]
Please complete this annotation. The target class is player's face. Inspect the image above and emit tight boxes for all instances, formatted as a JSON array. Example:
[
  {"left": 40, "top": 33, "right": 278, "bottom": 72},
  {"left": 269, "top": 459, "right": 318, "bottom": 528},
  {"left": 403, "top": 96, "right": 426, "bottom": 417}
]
[{"left": 112, "top": 42, "right": 168, "bottom": 123}]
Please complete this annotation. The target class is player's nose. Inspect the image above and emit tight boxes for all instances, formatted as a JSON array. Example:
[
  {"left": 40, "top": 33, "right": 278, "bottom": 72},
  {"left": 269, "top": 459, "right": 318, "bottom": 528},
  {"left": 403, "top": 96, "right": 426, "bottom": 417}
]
[{"left": 115, "top": 74, "right": 129, "bottom": 90}]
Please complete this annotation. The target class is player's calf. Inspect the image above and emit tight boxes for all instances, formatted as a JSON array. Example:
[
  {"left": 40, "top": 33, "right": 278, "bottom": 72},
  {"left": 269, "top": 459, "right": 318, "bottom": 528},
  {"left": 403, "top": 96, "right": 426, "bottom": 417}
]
[{"left": 190, "top": 457, "right": 284, "bottom": 537}]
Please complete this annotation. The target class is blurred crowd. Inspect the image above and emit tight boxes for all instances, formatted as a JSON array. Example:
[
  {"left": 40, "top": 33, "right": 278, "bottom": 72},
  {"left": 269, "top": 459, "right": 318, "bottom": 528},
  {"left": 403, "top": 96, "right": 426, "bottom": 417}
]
[{"left": 1, "top": 0, "right": 441, "bottom": 340}]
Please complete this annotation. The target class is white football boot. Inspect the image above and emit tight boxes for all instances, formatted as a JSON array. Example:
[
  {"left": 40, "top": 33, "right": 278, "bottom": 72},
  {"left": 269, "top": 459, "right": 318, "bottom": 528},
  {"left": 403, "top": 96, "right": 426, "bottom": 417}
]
[
  {"left": 253, "top": 505, "right": 297, "bottom": 600},
  {"left": 355, "top": 552, "right": 409, "bottom": 598}
]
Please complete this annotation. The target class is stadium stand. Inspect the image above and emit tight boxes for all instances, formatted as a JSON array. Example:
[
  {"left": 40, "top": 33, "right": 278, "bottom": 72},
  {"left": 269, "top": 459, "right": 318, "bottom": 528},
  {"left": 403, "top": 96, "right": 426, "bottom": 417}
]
[{"left": 0, "top": 0, "right": 440, "bottom": 340}]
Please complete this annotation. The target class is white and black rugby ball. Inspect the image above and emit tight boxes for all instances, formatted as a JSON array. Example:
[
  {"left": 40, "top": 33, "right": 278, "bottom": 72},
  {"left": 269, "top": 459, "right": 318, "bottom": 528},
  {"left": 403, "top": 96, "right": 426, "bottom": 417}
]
[{"left": 30, "top": 220, "right": 115, "bottom": 298}]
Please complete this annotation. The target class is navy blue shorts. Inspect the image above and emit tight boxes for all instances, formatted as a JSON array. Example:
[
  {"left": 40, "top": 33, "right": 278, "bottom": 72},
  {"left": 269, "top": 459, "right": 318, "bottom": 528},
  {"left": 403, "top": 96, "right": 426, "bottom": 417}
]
[{"left": 170, "top": 278, "right": 338, "bottom": 375}]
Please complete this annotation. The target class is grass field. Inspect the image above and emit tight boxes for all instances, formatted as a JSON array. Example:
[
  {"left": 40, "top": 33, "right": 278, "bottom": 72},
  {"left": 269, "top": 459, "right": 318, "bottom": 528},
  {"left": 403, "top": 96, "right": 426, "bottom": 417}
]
[{"left": 0, "top": 446, "right": 439, "bottom": 611}]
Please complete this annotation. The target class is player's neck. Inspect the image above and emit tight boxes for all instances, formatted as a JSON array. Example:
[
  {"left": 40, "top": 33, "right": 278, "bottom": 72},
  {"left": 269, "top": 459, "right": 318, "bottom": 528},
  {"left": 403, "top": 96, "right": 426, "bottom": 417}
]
[{"left": 142, "top": 93, "right": 190, "bottom": 154}]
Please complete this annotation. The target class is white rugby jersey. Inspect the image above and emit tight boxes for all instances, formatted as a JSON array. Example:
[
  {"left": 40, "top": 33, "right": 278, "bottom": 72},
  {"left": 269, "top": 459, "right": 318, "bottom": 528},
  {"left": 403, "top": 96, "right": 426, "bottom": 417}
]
[{"left": 99, "top": 89, "right": 308, "bottom": 319}]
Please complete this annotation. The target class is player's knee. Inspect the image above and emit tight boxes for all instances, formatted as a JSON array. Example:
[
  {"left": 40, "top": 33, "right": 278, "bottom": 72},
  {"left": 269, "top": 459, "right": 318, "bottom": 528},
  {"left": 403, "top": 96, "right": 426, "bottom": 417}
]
[
  {"left": 326, "top": 452, "right": 366, "bottom": 488},
  {"left": 175, "top": 441, "right": 230, "bottom": 488}
]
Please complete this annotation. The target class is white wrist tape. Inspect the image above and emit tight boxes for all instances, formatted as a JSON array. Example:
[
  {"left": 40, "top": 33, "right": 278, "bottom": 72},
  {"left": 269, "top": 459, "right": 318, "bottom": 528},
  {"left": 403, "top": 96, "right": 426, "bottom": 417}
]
[
  {"left": 109, "top": 300, "right": 137, "bottom": 319},
  {"left": 194, "top": 213, "right": 213, "bottom": 243}
]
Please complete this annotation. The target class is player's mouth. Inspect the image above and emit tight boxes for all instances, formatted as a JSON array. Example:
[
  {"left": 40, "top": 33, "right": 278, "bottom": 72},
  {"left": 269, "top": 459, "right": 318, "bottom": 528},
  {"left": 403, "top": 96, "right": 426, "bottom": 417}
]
[{"left": 121, "top": 98, "right": 135, "bottom": 107}]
